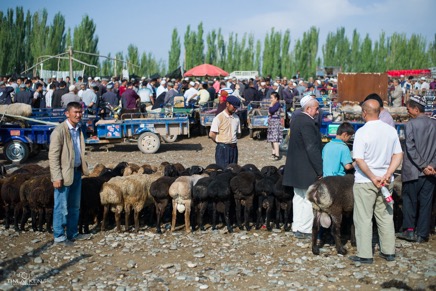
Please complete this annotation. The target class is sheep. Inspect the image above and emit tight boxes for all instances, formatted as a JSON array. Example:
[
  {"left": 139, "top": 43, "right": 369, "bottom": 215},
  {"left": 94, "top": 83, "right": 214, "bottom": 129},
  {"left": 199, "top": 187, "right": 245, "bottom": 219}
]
[
  {"left": 100, "top": 176, "right": 127, "bottom": 232},
  {"left": 89, "top": 163, "right": 107, "bottom": 177},
  {"left": 273, "top": 175, "right": 293, "bottom": 231},
  {"left": 192, "top": 176, "right": 215, "bottom": 231},
  {"left": 168, "top": 174, "right": 207, "bottom": 233},
  {"left": 1, "top": 164, "right": 45, "bottom": 230},
  {"left": 231, "top": 165, "right": 262, "bottom": 231},
  {"left": 150, "top": 176, "right": 177, "bottom": 233},
  {"left": 306, "top": 174, "right": 355, "bottom": 255},
  {"left": 19, "top": 174, "right": 53, "bottom": 232},
  {"left": 255, "top": 166, "right": 281, "bottom": 231}
]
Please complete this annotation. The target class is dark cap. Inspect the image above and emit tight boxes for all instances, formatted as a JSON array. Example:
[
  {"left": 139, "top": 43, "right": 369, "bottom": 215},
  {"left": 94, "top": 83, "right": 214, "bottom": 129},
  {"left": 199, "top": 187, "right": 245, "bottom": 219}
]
[
  {"left": 409, "top": 95, "right": 426, "bottom": 107},
  {"left": 226, "top": 95, "right": 240, "bottom": 108}
]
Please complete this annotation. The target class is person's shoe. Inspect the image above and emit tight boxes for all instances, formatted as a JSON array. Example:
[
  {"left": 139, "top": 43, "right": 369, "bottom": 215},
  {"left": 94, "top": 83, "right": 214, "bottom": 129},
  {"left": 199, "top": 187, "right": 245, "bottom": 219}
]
[
  {"left": 415, "top": 236, "right": 429, "bottom": 243},
  {"left": 379, "top": 252, "right": 396, "bottom": 261},
  {"left": 294, "top": 231, "right": 311, "bottom": 239},
  {"left": 396, "top": 230, "right": 416, "bottom": 242},
  {"left": 349, "top": 256, "right": 373, "bottom": 264},
  {"left": 53, "top": 240, "right": 74, "bottom": 247},
  {"left": 71, "top": 233, "right": 92, "bottom": 242}
]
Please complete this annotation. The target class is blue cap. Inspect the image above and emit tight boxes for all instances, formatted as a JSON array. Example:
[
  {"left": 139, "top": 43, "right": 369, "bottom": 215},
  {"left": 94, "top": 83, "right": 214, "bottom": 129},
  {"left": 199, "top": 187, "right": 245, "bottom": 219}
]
[{"left": 226, "top": 95, "right": 241, "bottom": 108}]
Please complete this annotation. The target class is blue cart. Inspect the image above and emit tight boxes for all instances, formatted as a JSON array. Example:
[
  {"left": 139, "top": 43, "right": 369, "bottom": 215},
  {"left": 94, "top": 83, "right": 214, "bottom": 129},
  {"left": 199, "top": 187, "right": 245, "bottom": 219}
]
[
  {"left": 247, "top": 101, "right": 286, "bottom": 139},
  {"left": 86, "top": 116, "right": 190, "bottom": 154},
  {"left": 0, "top": 123, "right": 55, "bottom": 163}
]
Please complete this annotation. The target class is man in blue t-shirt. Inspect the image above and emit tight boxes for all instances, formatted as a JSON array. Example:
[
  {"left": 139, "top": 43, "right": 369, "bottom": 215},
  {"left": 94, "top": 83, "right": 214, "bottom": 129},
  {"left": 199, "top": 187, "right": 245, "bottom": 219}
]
[{"left": 322, "top": 122, "right": 355, "bottom": 177}]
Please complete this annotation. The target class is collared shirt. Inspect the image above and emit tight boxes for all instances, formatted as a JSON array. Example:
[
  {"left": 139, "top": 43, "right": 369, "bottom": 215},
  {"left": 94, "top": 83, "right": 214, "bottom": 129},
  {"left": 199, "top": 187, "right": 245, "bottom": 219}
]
[
  {"left": 210, "top": 110, "right": 241, "bottom": 144},
  {"left": 66, "top": 119, "right": 81, "bottom": 167}
]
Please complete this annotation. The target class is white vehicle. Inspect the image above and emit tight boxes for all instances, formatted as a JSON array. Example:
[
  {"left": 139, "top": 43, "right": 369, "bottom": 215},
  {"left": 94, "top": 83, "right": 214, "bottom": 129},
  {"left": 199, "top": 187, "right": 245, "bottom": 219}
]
[{"left": 229, "top": 71, "right": 258, "bottom": 80}]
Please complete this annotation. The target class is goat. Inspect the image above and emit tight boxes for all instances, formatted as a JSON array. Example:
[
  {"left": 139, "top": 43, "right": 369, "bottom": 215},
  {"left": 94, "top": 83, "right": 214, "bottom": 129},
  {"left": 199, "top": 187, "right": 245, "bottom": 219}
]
[{"left": 255, "top": 166, "right": 281, "bottom": 231}]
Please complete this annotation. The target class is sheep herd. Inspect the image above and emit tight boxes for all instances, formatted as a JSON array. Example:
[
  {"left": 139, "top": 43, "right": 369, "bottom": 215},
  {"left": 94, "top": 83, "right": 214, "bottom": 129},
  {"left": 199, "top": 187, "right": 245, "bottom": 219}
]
[
  {"left": 0, "top": 162, "right": 295, "bottom": 239},
  {"left": 1, "top": 161, "right": 421, "bottom": 256}
]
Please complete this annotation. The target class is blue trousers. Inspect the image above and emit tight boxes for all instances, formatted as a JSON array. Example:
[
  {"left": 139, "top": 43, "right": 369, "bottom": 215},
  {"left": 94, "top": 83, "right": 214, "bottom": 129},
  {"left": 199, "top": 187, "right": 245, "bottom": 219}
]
[
  {"left": 53, "top": 168, "right": 82, "bottom": 242},
  {"left": 402, "top": 176, "right": 435, "bottom": 239},
  {"left": 215, "top": 143, "right": 238, "bottom": 169}
]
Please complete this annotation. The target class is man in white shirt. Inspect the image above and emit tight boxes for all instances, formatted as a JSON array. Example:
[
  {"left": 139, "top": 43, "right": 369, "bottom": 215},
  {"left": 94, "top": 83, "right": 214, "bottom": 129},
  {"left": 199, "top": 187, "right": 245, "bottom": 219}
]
[
  {"left": 184, "top": 81, "right": 198, "bottom": 106},
  {"left": 156, "top": 80, "right": 168, "bottom": 97},
  {"left": 420, "top": 77, "right": 430, "bottom": 92},
  {"left": 350, "top": 99, "right": 403, "bottom": 264}
]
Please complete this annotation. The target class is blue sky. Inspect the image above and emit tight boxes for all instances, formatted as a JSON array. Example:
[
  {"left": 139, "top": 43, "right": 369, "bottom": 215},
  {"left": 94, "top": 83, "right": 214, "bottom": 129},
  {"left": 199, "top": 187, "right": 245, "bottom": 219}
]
[{"left": 4, "top": 0, "right": 436, "bottom": 66}]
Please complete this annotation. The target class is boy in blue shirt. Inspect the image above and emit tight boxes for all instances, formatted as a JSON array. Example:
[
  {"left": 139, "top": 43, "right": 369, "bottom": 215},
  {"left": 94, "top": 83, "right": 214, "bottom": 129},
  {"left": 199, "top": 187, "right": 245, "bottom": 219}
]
[
  {"left": 318, "top": 122, "right": 355, "bottom": 244},
  {"left": 322, "top": 122, "right": 355, "bottom": 177}
]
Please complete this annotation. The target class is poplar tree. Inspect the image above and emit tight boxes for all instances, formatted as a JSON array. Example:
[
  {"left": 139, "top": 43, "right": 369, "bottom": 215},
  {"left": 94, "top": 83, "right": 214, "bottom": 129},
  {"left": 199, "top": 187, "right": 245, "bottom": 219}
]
[
  {"left": 72, "top": 15, "right": 99, "bottom": 76},
  {"left": 46, "top": 12, "right": 66, "bottom": 70},
  {"left": 205, "top": 30, "right": 217, "bottom": 65},
  {"left": 195, "top": 22, "right": 205, "bottom": 66},
  {"left": 168, "top": 28, "right": 181, "bottom": 71},
  {"left": 127, "top": 44, "right": 139, "bottom": 75}
]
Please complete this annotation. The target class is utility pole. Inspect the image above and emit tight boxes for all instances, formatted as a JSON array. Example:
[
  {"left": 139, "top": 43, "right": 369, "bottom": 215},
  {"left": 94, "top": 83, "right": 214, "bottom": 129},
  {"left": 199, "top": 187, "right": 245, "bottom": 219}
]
[{"left": 69, "top": 46, "right": 74, "bottom": 83}]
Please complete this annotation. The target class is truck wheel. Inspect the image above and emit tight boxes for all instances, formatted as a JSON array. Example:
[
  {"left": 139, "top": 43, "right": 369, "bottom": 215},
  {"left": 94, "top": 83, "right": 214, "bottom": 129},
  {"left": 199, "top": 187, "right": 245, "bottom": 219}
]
[
  {"left": 138, "top": 132, "right": 161, "bottom": 154},
  {"left": 162, "top": 135, "right": 178, "bottom": 143},
  {"left": 4, "top": 141, "right": 29, "bottom": 163}
]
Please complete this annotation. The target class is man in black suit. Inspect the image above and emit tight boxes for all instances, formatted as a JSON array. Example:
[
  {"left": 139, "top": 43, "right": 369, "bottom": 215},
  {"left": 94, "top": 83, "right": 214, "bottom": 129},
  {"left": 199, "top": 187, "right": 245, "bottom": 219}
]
[{"left": 282, "top": 95, "right": 323, "bottom": 239}]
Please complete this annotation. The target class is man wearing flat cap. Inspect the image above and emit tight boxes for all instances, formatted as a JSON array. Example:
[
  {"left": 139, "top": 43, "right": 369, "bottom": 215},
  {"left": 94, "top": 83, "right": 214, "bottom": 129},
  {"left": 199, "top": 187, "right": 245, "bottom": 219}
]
[
  {"left": 397, "top": 95, "right": 436, "bottom": 244},
  {"left": 209, "top": 95, "right": 241, "bottom": 168}
]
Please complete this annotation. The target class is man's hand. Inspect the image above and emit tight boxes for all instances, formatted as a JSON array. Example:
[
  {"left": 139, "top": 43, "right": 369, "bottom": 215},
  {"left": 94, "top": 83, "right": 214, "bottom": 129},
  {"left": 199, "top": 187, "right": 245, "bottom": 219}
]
[
  {"left": 371, "top": 176, "right": 383, "bottom": 189},
  {"left": 53, "top": 180, "right": 63, "bottom": 189},
  {"left": 423, "top": 165, "right": 436, "bottom": 176}
]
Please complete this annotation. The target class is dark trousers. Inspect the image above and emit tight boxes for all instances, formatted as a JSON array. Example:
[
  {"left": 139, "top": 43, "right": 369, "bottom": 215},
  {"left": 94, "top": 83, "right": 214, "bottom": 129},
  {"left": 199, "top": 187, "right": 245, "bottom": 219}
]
[
  {"left": 402, "top": 176, "right": 435, "bottom": 238},
  {"left": 215, "top": 143, "right": 238, "bottom": 169}
]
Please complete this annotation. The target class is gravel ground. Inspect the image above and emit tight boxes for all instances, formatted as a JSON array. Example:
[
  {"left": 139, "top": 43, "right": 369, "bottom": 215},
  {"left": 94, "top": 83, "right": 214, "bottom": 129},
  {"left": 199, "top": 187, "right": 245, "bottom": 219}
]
[{"left": 0, "top": 133, "right": 435, "bottom": 290}]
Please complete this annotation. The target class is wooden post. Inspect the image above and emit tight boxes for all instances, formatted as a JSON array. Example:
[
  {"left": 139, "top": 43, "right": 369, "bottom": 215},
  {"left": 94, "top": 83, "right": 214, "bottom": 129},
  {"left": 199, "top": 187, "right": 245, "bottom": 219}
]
[{"left": 69, "top": 46, "right": 74, "bottom": 84}]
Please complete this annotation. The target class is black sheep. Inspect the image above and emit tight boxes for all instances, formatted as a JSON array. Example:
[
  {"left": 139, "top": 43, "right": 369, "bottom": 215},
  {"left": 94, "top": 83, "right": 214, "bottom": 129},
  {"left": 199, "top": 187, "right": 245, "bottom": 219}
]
[
  {"left": 255, "top": 166, "right": 281, "bottom": 231},
  {"left": 230, "top": 165, "right": 261, "bottom": 231},
  {"left": 150, "top": 176, "right": 177, "bottom": 234},
  {"left": 273, "top": 175, "right": 293, "bottom": 231},
  {"left": 192, "top": 176, "right": 214, "bottom": 231},
  {"left": 207, "top": 171, "right": 235, "bottom": 232}
]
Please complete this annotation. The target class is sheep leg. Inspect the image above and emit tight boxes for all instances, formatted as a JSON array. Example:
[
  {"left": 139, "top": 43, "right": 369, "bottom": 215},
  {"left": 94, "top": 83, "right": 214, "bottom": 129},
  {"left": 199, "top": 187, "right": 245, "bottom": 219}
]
[
  {"left": 312, "top": 210, "right": 321, "bottom": 255},
  {"left": 198, "top": 202, "right": 208, "bottom": 231},
  {"left": 13, "top": 204, "right": 21, "bottom": 231},
  {"left": 185, "top": 200, "right": 192, "bottom": 233},
  {"left": 255, "top": 196, "right": 263, "bottom": 230},
  {"left": 37, "top": 208, "right": 44, "bottom": 232},
  {"left": 350, "top": 223, "right": 356, "bottom": 247},
  {"left": 224, "top": 200, "right": 233, "bottom": 233},
  {"left": 155, "top": 202, "right": 163, "bottom": 234},
  {"left": 125, "top": 205, "right": 131, "bottom": 232},
  {"left": 235, "top": 199, "right": 243, "bottom": 230},
  {"left": 134, "top": 209, "right": 140, "bottom": 233},
  {"left": 283, "top": 200, "right": 292, "bottom": 232},
  {"left": 115, "top": 211, "right": 122, "bottom": 232},
  {"left": 20, "top": 205, "right": 30, "bottom": 231},
  {"left": 46, "top": 208, "right": 53, "bottom": 233},
  {"left": 331, "top": 214, "right": 347, "bottom": 255},
  {"left": 4, "top": 204, "right": 10, "bottom": 229},
  {"left": 78, "top": 211, "right": 84, "bottom": 234},
  {"left": 102, "top": 205, "right": 109, "bottom": 231},
  {"left": 266, "top": 196, "right": 274, "bottom": 231},
  {"left": 275, "top": 198, "right": 281, "bottom": 229},
  {"left": 244, "top": 196, "right": 253, "bottom": 231},
  {"left": 171, "top": 200, "right": 177, "bottom": 232},
  {"left": 212, "top": 202, "right": 217, "bottom": 230}
]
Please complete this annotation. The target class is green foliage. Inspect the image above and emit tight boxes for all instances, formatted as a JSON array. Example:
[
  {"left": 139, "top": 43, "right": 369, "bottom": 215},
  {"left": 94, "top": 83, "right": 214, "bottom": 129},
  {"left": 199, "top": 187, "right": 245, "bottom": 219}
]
[
  {"left": 168, "top": 28, "right": 181, "bottom": 71},
  {"left": 0, "top": 11, "right": 434, "bottom": 78}
]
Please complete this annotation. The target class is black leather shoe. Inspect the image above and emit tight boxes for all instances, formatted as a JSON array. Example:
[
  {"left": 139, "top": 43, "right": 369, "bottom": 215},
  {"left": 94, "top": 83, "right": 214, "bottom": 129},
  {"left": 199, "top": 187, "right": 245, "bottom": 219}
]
[
  {"left": 396, "top": 230, "right": 417, "bottom": 242},
  {"left": 379, "top": 252, "right": 395, "bottom": 261},
  {"left": 416, "top": 236, "right": 429, "bottom": 243},
  {"left": 349, "top": 256, "right": 373, "bottom": 264}
]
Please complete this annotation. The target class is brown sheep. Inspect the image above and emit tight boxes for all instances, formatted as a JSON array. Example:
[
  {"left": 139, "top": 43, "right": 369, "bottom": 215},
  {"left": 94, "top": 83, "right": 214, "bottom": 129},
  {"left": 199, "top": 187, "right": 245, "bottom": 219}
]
[{"left": 306, "top": 174, "right": 355, "bottom": 255}]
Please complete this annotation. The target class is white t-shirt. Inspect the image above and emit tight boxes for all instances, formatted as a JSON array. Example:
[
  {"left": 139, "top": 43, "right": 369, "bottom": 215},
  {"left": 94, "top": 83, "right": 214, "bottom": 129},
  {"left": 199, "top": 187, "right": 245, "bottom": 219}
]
[
  {"left": 353, "top": 120, "right": 402, "bottom": 183},
  {"left": 184, "top": 87, "right": 198, "bottom": 102},
  {"left": 156, "top": 85, "right": 168, "bottom": 97},
  {"left": 138, "top": 88, "right": 152, "bottom": 103}
]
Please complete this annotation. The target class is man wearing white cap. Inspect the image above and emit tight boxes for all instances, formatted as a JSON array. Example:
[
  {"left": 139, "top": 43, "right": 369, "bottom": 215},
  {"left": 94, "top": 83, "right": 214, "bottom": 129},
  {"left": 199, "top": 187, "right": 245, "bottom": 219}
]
[
  {"left": 420, "top": 77, "right": 429, "bottom": 92},
  {"left": 156, "top": 80, "right": 168, "bottom": 97},
  {"left": 282, "top": 95, "right": 323, "bottom": 239},
  {"left": 184, "top": 81, "right": 198, "bottom": 106}
]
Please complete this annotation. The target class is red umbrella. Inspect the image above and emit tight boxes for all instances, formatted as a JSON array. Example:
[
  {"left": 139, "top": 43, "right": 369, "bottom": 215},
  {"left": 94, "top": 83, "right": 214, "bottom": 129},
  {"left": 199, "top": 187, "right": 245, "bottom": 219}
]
[{"left": 184, "top": 64, "right": 229, "bottom": 77}]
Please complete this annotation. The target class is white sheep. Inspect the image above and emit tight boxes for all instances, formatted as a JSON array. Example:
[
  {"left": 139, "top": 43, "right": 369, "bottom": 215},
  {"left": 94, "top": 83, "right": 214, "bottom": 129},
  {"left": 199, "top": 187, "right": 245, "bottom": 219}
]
[{"left": 168, "top": 174, "right": 207, "bottom": 233}]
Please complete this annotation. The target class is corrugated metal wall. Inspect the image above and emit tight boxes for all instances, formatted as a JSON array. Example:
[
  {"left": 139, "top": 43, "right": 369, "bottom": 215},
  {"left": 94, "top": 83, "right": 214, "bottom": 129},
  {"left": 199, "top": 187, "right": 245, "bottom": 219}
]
[{"left": 338, "top": 73, "right": 388, "bottom": 103}]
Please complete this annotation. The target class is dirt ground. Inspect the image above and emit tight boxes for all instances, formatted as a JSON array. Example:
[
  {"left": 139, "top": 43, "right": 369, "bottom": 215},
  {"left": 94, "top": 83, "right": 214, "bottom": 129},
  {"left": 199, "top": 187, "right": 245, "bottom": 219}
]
[{"left": 0, "top": 133, "right": 435, "bottom": 290}]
